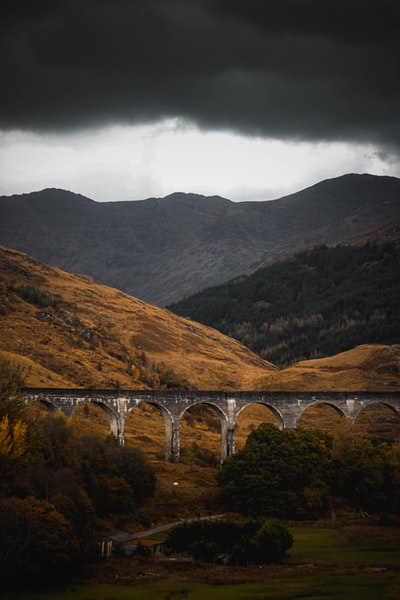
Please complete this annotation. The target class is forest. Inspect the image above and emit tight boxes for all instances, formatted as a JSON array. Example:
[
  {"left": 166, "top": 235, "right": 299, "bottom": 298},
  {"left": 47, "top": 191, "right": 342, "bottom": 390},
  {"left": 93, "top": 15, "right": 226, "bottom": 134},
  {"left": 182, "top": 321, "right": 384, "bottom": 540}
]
[{"left": 169, "top": 242, "right": 400, "bottom": 365}]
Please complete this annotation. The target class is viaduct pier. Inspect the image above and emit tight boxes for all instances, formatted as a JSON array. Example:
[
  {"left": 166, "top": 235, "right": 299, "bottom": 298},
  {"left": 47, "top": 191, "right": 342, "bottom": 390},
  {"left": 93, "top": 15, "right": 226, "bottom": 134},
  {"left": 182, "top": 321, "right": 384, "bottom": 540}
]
[{"left": 24, "top": 388, "right": 400, "bottom": 462}]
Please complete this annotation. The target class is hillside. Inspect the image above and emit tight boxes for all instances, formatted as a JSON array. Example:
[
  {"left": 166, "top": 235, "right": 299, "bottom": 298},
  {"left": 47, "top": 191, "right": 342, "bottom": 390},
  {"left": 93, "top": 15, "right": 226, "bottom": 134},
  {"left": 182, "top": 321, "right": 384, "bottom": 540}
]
[
  {"left": 0, "top": 245, "right": 274, "bottom": 390},
  {"left": 253, "top": 344, "right": 400, "bottom": 392},
  {"left": 0, "top": 245, "right": 398, "bottom": 394},
  {"left": 0, "top": 173, "right": 399, "bottom": 305},
  {"left": 340, "top": 216, "right": 400, "bottom": 249},
  {"left": 169, "top": 237, "right": 400, "bottom": 366}
]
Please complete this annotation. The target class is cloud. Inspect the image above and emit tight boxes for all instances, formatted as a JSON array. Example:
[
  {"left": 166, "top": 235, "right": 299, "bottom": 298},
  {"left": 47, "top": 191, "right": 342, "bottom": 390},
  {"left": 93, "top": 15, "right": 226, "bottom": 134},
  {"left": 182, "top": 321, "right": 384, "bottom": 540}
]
[{"left": 1, "top": 0, "right": 399, "bottom": 153}]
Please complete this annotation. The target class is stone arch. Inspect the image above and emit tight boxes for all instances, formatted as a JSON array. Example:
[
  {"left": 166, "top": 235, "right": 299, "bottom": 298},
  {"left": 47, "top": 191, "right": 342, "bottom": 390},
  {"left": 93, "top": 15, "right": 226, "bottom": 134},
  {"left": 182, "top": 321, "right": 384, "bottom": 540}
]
[
  {"left": 126, "top": 400, "right": 174, "bottom": 461},
  {"left": 234, "top": 402, "right": 283, "bottom": 452},
  {"left": 179, "top": 401, "right": 228, "bottom": 464},
  {"left": 69, "top": 400, "right": 122, "bottom": 442},
  {"left": 26, "top": 397, "right": 59, "bottom": 415},
  {"left": 353, "top": 402, "right": 400, "bottom": 443},
  {"left": 298, "top": 401, "right": 346, "bottom": 433}
]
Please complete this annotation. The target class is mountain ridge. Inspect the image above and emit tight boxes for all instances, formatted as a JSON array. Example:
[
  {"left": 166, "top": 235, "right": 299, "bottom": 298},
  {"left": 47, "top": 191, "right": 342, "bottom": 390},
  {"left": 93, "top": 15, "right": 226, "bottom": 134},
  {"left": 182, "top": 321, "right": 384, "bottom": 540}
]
[{"left": 1, "top": 173, "right": 399, "bottom": 305}]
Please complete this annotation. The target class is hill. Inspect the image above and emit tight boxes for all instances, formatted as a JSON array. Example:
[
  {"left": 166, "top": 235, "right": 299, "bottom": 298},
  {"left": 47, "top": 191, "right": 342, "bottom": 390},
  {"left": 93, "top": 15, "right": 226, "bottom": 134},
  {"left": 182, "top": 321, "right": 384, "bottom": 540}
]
[
  {"left": 0, "top": 173, "right": 399, "bottom": 305},
  {"left": 0, "top": 245, "right": 398, "bottom": 394},
  {"left": 253, "top": 344, "right": 400, "bottom": 392},
  {"left": 0, "top": 245, "right": 274, "bottom": 390},
  {"left": 169, "top": 234, "right": 400, "bottom": 366}
]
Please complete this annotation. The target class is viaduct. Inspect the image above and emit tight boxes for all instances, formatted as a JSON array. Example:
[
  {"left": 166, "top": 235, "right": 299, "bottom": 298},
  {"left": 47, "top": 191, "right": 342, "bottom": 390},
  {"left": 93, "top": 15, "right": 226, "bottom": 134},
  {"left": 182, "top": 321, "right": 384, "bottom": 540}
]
[{"left": 24, "top": 388, "right": 400, "bottom": 462}]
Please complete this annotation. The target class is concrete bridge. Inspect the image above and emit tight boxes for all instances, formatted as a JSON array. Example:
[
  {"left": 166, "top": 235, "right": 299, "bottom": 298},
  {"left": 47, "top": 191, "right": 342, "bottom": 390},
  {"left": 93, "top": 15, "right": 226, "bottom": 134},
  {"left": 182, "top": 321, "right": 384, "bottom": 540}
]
[{"left": 24, "top": 388, "right": 400, "bottom": 462}]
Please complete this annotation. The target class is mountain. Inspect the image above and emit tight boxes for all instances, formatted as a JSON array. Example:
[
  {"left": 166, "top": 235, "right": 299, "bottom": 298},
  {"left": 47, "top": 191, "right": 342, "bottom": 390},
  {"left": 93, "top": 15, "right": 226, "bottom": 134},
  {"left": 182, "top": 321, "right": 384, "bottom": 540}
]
[
  {"left": 0, "top": 244, "right": 398, "bottom": 392},
  {"left": 169, "top": 227, "right": 400, "bottom": 366},
  {"left": 0, "top": 245, "right": 274, "bottom": 390},
  {"left": 0, "top": 173, "right": 399, "bottom": 306}
]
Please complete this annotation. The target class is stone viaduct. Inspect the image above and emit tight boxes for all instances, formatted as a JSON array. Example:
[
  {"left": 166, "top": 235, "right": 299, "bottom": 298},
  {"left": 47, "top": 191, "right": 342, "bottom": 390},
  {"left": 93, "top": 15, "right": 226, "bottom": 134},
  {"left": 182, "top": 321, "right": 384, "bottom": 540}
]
[{"left": 24, "top": 388, "right": 400, "bottom": 462}]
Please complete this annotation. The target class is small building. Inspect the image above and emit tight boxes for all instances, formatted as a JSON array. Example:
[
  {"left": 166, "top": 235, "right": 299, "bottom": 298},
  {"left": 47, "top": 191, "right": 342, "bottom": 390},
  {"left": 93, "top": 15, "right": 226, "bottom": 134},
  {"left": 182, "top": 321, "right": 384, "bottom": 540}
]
[{"left": 100, "top": 531, "right": 165, "bottom": 558}]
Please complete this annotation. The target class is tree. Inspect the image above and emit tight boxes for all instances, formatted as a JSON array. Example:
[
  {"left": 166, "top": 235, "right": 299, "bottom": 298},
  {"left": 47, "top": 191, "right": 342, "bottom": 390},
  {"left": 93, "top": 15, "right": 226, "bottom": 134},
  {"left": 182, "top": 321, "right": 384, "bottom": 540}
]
[
  {"left": 0, "top": 415, "right": 27, "bottom": 459},
  {"left": 166, "top": 518, "right": 293, "bottom": 565},
  {"left": 0, "top": 359, "right": 26, "bottom": 423},
  {"left": 333, "top": 438, "right": 400, "bottom": 515},
  {"left": 218, "top": 423, "right": 333, "bottom": 519},
  {"left": 0, "top": 496, "right": 76, "bottom": 584},
  {"left": 0, "top": 361, "right": 28, "bottom": 491},
  {"left": 80, "top": 434, "right": 156, "bottom": 515},
  {"left": 247, "top": 519, "right": 293, "bottom": 563}
]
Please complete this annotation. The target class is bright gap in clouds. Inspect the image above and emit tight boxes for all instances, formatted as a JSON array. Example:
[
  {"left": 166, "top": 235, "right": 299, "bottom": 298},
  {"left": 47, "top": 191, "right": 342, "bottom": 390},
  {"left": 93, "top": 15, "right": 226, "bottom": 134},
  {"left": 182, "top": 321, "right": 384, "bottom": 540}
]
[{"left": 0, "top": 119, "right": 396, "bottom": 202}]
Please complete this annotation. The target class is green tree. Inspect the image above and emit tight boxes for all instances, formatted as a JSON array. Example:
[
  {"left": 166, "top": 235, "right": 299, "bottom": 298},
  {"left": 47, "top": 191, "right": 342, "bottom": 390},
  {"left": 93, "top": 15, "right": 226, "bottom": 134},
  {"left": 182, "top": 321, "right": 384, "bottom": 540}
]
[
  {"left": 80, "top": 434, "right": 156, "bottom": 515},
  {"left": 218, "top": 423, "right": 332, "bottom": 519},
  {"left": 247, "top": 519, "right": 293, "bottom": 563},
  {"left": 166, "top": 518, "right": 292, "bottom": 565},
  {"left": 333, "top": 438, "right": 400, "bottom": 515}
]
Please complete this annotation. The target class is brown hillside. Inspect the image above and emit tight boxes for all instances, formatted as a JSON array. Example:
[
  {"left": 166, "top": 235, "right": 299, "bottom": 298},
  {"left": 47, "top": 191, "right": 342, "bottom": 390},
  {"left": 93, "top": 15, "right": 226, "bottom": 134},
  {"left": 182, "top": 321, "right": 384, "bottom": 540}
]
[
  {"left": 0, "top": 245, "right": 398, "bottom": 392},
  {"left": 256, "top": 344, "right": 400, "bottom": 391},
  {"left": 0, "top": 245, "right": 275, "bottom": 390}
]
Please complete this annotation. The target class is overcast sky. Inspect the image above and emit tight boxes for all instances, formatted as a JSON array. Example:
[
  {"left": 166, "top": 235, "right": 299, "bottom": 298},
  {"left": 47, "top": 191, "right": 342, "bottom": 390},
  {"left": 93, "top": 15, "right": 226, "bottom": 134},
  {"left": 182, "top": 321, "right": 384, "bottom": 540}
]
[{"left": 1, "top": 0, "right": 399, "bottom": 202}]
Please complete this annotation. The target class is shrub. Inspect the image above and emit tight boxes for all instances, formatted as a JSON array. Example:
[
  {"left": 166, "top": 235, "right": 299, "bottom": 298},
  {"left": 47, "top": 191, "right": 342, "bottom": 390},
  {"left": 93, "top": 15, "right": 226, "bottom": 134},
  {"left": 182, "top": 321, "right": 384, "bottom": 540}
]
[
  {"left": 16, "top": 284, "right": 58, "bottom": 308},
  {"left": 166, "top": 518, "right": 293, "bottom": 565}
]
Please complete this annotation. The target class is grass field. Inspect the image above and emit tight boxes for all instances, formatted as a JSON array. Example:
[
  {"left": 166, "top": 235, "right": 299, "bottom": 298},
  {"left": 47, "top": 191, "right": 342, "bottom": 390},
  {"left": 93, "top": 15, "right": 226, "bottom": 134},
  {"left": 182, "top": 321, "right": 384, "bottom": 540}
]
[
  {"left": 3, "top": 576, "right": 397, "bottom": 600},
  {"left": 290, "top": 526, "right": 400, "bottom": 565},
  {"left": 3, "top": 525, "right": 400, "bottom": 600}
]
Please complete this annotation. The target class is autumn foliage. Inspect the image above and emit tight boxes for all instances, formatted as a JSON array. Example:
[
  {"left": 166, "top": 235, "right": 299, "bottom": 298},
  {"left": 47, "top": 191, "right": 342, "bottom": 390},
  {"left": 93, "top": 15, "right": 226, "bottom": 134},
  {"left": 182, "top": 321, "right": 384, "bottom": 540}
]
[{"left": 0, "top": 359, "right": 156, "bottom": 585}]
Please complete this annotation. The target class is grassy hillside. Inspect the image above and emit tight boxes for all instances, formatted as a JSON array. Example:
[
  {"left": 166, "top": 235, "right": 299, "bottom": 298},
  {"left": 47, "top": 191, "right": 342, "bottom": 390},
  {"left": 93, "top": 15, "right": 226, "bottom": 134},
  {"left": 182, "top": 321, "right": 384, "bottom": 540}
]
[
  {"left": 0, "top": 245, "right": 274, "bottom": 391},
  {"left": 1, "top": 244, "right": 399, "bottom": 393}
]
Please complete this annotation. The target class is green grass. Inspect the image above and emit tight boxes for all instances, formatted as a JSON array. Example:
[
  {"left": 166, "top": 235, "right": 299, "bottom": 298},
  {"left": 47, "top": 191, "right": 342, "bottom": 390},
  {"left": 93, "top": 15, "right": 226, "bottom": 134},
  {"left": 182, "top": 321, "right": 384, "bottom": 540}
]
[
  {"left": 289, "top": 527, "right": 400, "bottom": 566},
  {"left": 3, "top": 527, "right": 400, "bottom": 600},
  {"left": 2, "top": 576, "right": 397, "bottom": 600}
]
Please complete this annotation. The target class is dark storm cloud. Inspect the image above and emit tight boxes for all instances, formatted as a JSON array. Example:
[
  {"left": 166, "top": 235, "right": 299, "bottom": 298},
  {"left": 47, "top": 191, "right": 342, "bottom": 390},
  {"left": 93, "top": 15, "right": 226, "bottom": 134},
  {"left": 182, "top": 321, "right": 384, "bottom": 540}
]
[{"left": 1, "top": 0, "right": 399, "bottom": 150}]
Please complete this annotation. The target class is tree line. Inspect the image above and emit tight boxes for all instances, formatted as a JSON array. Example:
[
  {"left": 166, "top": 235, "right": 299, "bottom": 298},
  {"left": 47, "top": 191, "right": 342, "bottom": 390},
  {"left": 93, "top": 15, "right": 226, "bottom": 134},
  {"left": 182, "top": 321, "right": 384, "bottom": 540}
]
[
  {"left": 167, "top": 420, "right": 400, "bottom": 564},
  {"left": 218, "top": 422, "right": 400, "bottom": 519},
  {"left": 169, "top": 242, "right": 400, "bottom": 365}
]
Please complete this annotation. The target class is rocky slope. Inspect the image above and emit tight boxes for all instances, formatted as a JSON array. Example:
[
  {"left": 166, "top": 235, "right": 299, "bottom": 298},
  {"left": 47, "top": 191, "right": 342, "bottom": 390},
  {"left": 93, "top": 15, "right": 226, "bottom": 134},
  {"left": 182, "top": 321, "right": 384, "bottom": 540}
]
[{"left": 1, "top": 173, "right": 399, "bottom": 305}]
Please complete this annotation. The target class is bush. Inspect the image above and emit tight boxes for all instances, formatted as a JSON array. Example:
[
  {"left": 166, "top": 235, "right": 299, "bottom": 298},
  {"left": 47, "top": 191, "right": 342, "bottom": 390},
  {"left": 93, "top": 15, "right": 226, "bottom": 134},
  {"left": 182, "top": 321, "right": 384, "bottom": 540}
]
[
  {"left": 247, "top": 519, "right": 293, "bottom": 563},
  {"left": 166, "top": 518, "right": 293, "bottom": 565},
  {"left": 16, "top": 284, "right": 58, "bottom": 308}
]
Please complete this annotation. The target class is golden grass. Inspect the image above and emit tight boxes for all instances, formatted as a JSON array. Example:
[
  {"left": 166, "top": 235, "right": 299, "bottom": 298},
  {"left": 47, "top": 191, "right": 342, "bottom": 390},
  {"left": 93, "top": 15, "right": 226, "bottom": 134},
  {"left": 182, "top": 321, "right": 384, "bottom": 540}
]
[
  {"left": 0, "top": 245, "right": 275, "bottom": 390},
  {"left": 255, "top": 344, "right": 400, "bottom": 392}
]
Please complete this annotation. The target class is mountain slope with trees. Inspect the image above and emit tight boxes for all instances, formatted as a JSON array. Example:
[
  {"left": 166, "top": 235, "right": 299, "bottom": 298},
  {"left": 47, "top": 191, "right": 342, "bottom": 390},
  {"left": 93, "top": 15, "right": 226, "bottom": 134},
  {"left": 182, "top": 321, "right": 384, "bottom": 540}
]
[
  {"left": 0, "top": 244, "right": 399, "bottom": 392},
  {"left": 169, "top": 238, "right": 400, "bottom": 366},
  {"left": 1, "top": 173, "right": 399, "bottom": 305}
]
